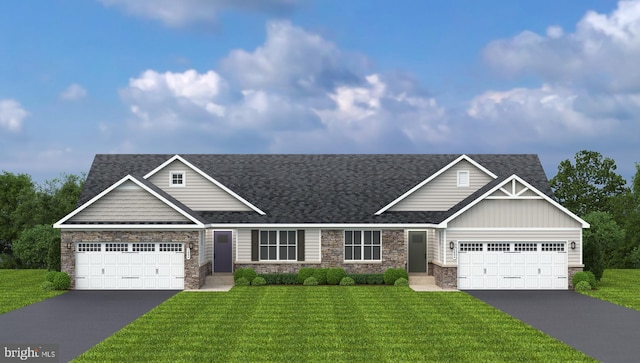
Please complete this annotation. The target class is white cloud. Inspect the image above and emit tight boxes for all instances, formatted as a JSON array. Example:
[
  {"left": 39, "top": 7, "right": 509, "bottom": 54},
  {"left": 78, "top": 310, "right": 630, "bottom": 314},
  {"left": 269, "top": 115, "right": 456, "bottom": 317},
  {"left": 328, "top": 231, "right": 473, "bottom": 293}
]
[
  {"left": 60, "top": 84, "right": 87, "bottom": 100},
  {"left": 100, "top": 0, "right": 298, "bottom": 27},
  {"left": 467, "top": 84, "right": 621, "bottom": 143},
  {"left": 0, "top": 99, "right": 28, "bottom": 132},
  {"left": 118, "top": 22, "right": 448, "bottom": 152},
  {"left": 121, "top": 69, "right": 228, "bottom": 129},
  {"left": 483, "top": 0, "right": 640, "bottom": 92}
]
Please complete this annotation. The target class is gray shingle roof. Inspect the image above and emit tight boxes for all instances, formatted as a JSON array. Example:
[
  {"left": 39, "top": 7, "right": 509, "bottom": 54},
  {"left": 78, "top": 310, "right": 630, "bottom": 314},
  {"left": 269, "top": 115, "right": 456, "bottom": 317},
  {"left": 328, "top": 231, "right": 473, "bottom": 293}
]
[{"left": 78, "top": 154, "right": 553, "bottom": 224}]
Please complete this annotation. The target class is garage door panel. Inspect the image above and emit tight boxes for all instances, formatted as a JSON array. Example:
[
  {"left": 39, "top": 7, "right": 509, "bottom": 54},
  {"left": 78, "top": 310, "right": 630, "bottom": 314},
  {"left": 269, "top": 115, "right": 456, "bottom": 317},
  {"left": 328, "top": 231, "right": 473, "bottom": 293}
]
[
  {"left": 458, "top": 242, "right": 567, "bottom": 290},
  {"left": 75, "top": 242, "right": 184, "bottom": 290}
]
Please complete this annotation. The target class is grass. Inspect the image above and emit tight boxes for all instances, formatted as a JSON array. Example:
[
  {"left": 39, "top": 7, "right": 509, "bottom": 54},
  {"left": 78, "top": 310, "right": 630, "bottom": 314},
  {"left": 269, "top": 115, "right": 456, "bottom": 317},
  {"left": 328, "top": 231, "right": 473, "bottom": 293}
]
[
  {"left": 0, "top": 269, "right": 65, "bottom": 314},
  {"left": 75, "top": 287, "right": 593, "bottom": 362},
  {"left": 580, "top": 269, "right": 640, "bottom": 311}
]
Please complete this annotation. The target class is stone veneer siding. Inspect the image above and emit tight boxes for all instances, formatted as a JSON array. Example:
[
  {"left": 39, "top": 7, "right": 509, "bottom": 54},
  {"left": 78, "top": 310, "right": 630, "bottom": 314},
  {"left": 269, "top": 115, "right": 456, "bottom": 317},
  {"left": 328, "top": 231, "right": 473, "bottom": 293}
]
[
  {"left": 433, "top": 264, "right": 457, "bottom": 289},
  {"left": 568, "top": 266, "right": 584, "bottom": 289},
  {"left": 61, "top": 230, "right": 201, "bottom": 289},
  {"left": 236, "top": 229, "right": 406, "bottom": 274}
]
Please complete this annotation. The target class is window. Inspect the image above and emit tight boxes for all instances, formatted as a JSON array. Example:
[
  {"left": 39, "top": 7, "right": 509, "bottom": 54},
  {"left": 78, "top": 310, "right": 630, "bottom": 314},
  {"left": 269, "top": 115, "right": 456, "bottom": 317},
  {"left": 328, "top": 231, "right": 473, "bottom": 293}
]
[
  {"left": 159, "top": 243, "right": 183, "bottom": 252},
  {"left": 105, "top": 243, "right": 128, "bottom": 252},
  {"left": 77, "top": 243, "right": 101, "bottom": 252},
  {"left": 259, "top": 230, "right": 296, "bottom": 261},
  {"left": 487, "top": 243, "right": 510, "bottom": 252},
  {"left": 132, "top": 243, "right": 155, "bottom": 252},
  {"left": 541, "top": 243, "right": 565, "bottom": 252},
  {"left": 459, "top": 242, "right": 482, "bottom": 252},
  {"left": 457, "top": 170, "right": 470, "bottom": 187},
  {"left": 170, "top": 171, "right": 185, "bottom": 187},
  {"left": 345, "top": 230, "right": 381, "bottom": 261}
]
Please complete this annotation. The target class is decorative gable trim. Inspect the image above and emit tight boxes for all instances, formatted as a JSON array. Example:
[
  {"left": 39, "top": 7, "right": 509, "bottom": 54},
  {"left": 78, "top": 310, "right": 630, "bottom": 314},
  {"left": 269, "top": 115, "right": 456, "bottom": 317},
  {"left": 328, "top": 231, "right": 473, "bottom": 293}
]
[
  {"left": 53, "top": 174, "right": 204, "bottom": 228},
  {"left": 437, "top": 174, "right": 590, "bottom": 228},
  {"left": 375, "top": 154, "right": 497, "bottom": 215},
  {"left": 143, "top": 155, "right": 266, "bottom": 215}
]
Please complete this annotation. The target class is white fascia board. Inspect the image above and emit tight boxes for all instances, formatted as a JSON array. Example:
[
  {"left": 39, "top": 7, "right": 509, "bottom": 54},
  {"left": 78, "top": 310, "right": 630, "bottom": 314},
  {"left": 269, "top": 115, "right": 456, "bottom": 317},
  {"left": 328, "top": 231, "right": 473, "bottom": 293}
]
[
  {"left": 53, "top": 175, "right": 204, "bottom": 228},
  {"left": 437, "top": 174, "right": 590, "bottom": 229},
  {"left": 58, "top": 225, "right": 204, "bottom": 230},
  {"left": 204, "top": 223, "right": 440, "bottom": 229},
  {"left": 143, "top": 154, "right": 266, "bottom": 215},
  {"left": 374, "top": 154, "right": 498, "bottom": 215}
]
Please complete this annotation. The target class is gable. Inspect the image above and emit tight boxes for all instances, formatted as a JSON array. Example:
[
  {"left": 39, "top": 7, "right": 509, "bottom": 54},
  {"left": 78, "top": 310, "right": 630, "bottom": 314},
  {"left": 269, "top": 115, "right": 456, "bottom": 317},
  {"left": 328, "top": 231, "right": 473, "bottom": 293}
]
[
  {"left": 68, "top": 181, "right": 191, "bottom": 223},
  {"left": 146, "top": 159, "right": 253, "bottom": 212},
  {"left": 389, "top": 159, "right": 494, "bottom": 212},
  {"left": 447, "top": 198, "right": 583, "bottom": 228}
]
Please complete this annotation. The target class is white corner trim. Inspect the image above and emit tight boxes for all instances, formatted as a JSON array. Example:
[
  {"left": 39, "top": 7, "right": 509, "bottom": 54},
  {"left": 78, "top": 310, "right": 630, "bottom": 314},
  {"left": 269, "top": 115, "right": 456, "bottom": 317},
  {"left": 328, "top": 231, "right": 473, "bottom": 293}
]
[
  {"left": 53, "top": 174, "right": 204, "bottom": 228},
  {"left": 375, "top": 154, "right": 498, "bottom": 215},
  {"left": 143, "top": 154, "right": 266, "bottom": 215},
  {"left": 437, "top": 174, "right": 590, "bottom": 229}
]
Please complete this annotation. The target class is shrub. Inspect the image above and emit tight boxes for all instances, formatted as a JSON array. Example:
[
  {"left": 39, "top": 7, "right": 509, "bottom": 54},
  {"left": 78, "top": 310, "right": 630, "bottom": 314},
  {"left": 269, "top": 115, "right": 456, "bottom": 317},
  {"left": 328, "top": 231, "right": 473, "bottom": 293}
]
[
  {"left": 347, "top": 273, "right": 385, "bottom": 285},
  {"left": 235, "top": 277, "right": 250, "bottom": 286},
  {"left": 0, "top": 254, "right": 20, "bottom": 269},
  {"left": 251, "top": 276, "right": 266, "bottom": 286},
  {"left": 12, "top": 225, "right": 60, "bottom": 269},
  {"left": 394, "top": 277, "right": 409, "bottom": 287},
  {"left": 367, "top": 274, "right": 385, "bottom": 285},
  {"left": 297, "top": 267, "right": 316, "bottom": 284},
  {"left": 326, "top": 268, "right": 347, "bottom": 285},
  {"left": 47, "top": 237, "right": 61, "bottom": 271},
  {"left": 234, "top": 268, "right": 257, "bottom": 282},
  {"left": 52, "top": 272, "right": 71, "bottom": 290},
  {"left": 339, "top": 277, "right": 355, "bottom": 286},
  {"left": 41, "top": 281, "right": 55, "bottom": 291},
  {"left": 303, "top": 277, "right": 318, "bottom": 286},
  {"left": 45, "top": 271, "right": 57, "bottom": 283},
  {"left": 628, "top": 246, "right": 640, "bottom": 268},
  {"left": 574, "top": 281, "right": 592, "bottom": 292},
  {"left": 259, "top": 273, "right": 298, "bottom": 285},
  {"left": 312, "top": 268, "right": 328, "bottom": 285},
  {"left": 384, "top": 268, "right": 409, "bottom": 285},
  {"left": 572, "top": 271, "right": 596, "bottom": 288}
]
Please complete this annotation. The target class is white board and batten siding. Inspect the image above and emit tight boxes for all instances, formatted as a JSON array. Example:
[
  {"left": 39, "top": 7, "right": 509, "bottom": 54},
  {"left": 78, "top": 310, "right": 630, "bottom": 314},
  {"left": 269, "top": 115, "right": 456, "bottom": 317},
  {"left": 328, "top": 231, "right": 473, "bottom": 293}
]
[
  {"left": 69, "top": 181, "right": 190, "bottom": 223},
  {"left": 147, "top": 159, "right": 252, "bottom": 212},
  {"left": 236, "top": 228, "right": 321, "bottom": 262},
  {"left": 390, "top": 160, "right": 493, "bottom": 212}
]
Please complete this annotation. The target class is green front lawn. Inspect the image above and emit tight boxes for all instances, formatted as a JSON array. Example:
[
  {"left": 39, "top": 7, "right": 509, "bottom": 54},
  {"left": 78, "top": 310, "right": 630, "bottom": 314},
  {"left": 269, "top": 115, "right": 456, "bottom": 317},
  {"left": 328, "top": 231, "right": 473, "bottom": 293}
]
[
  {"left": 76, "top": 287, "right": 592, "bottom": 362},
  {"left": 0, "top": 269, "right": 65, "bottom": 314},
  {"left": 580, "top": 269, "right": 640, "bottom": 311}
]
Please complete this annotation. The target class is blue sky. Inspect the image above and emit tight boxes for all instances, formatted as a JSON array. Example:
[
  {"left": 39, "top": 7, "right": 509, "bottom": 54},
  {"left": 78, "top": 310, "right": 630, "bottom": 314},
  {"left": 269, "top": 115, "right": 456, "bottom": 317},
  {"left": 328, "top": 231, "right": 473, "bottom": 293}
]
[{"left": 1, "top": 0, "right": 638, "bottom": 184}]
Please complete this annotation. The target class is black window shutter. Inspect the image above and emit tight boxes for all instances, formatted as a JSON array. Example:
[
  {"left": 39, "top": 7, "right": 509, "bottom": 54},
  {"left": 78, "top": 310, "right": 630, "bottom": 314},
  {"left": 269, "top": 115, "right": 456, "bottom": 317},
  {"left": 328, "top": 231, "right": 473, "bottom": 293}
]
[
  {"left": 251, "top": 230, "right": 259, "bottom": 261},
  {"left": 297, "top": 230, "right": 305, "bottom": 261}
]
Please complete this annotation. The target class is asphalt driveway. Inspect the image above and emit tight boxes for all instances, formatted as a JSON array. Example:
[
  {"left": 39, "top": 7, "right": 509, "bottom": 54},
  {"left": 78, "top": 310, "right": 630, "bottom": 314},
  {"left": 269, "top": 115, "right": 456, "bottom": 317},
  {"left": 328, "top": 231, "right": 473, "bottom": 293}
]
[
  {"left": 0, "top": 290, "right": 177, "bottom": 362},
  {"left": 467, "top": 290, "right": 640, "bottom": 363}
]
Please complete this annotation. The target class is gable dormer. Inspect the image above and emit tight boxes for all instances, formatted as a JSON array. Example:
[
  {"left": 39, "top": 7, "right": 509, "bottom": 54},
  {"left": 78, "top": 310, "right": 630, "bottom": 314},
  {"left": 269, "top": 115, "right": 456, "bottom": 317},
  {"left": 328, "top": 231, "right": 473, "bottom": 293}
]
[
  {"left": 377, "top": 155, "right": 496, "bottom": 213},
  {"left": 144, "top": 155, "right": 264, "bottom": 214}
]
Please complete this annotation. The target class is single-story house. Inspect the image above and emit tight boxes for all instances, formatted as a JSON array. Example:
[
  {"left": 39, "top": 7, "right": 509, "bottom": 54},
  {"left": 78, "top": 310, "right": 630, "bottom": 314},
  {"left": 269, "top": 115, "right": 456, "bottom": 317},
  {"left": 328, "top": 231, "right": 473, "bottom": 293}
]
[{"left": 54, "top": 154, "right": 588, "bottom": 290}]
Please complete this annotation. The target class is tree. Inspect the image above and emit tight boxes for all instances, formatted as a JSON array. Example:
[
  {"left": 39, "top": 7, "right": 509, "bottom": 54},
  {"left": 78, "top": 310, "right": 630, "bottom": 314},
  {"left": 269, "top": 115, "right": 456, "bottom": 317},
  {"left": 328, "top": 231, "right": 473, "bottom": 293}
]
[
  {"left": 0, "top": 172, "right": 36, "bottom": 254},
  {"left": 582, "top": 211, "right": 625, "bottom": 279},
  {"left": 12, "top": 225, "right": 60, "bottom": 269},
  {"left": 611, "top": 163, "right": 640, "bottom": 266},
  {"left": 550, "top": 150, "right": 628, "bottom": 217}
]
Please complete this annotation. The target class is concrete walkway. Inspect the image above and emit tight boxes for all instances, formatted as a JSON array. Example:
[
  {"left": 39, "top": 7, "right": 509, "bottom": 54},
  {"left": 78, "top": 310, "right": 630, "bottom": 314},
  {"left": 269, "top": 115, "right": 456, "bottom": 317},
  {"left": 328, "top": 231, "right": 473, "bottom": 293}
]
[
  {"left": 467, "top": 290, "right": 640, "bottom": 363},
  {"left": 187, "top": 274, "right": 234, "bottom": 292},
  {"left": 0, "top": 290, "right": 177, "bottom": 362},
  {"left": 409, "top": 274, "right": 457, "bottom": 292}
]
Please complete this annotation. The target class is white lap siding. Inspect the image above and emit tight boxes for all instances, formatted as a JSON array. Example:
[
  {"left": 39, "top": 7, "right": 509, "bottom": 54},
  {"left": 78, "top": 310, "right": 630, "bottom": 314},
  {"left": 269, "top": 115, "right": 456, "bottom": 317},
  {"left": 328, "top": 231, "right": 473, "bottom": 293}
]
[{"left": 236, "top": 228, "right": 321, "bottom": 263}]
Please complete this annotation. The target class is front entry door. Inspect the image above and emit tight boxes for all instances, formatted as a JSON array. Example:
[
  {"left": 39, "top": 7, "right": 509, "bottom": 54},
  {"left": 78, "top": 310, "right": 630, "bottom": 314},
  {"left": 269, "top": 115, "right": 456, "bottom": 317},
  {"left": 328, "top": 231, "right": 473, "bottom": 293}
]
[
  {"left": 213, "top": 231, "right": 233, "bottom": 272},
  {"left": 408, "top": 231, "right": 427, "bottom": 273}
]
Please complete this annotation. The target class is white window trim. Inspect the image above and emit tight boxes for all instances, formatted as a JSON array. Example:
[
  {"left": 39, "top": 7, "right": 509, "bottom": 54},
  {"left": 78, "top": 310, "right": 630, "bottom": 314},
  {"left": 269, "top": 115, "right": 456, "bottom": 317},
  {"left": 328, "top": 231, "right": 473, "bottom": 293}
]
[
  {"left": 259, "top": 230, "right": 297, "bottom": 261},
  {"left": 170, "top": 171, "right": 186, "bottom": 187},
  {"left": 457, "top": 170, "right": 470, "bottom": 187},
  {"left": 344, "top": 230, "right": 382, "bottom": 262}
]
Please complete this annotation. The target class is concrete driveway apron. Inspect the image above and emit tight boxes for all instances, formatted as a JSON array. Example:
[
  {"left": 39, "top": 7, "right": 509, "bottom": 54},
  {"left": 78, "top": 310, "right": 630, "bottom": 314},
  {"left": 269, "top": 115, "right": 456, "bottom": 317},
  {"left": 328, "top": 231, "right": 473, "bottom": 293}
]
[
  {"left": 467, "top": 290, "right": 640, "bottom": 363},
  {"left": 0, "top": 290, "right": 177, "bottom": 362}
]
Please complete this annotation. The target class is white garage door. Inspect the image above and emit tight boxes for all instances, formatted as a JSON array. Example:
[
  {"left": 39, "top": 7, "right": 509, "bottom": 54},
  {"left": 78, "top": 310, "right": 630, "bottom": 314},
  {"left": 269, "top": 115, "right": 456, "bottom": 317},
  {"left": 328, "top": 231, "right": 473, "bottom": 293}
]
[
  {"left": 75, "top": 242, "right": 184, "bottom": 290},
  {"left": 458, "top": 242, "right": 567, "bottom": 290}
]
